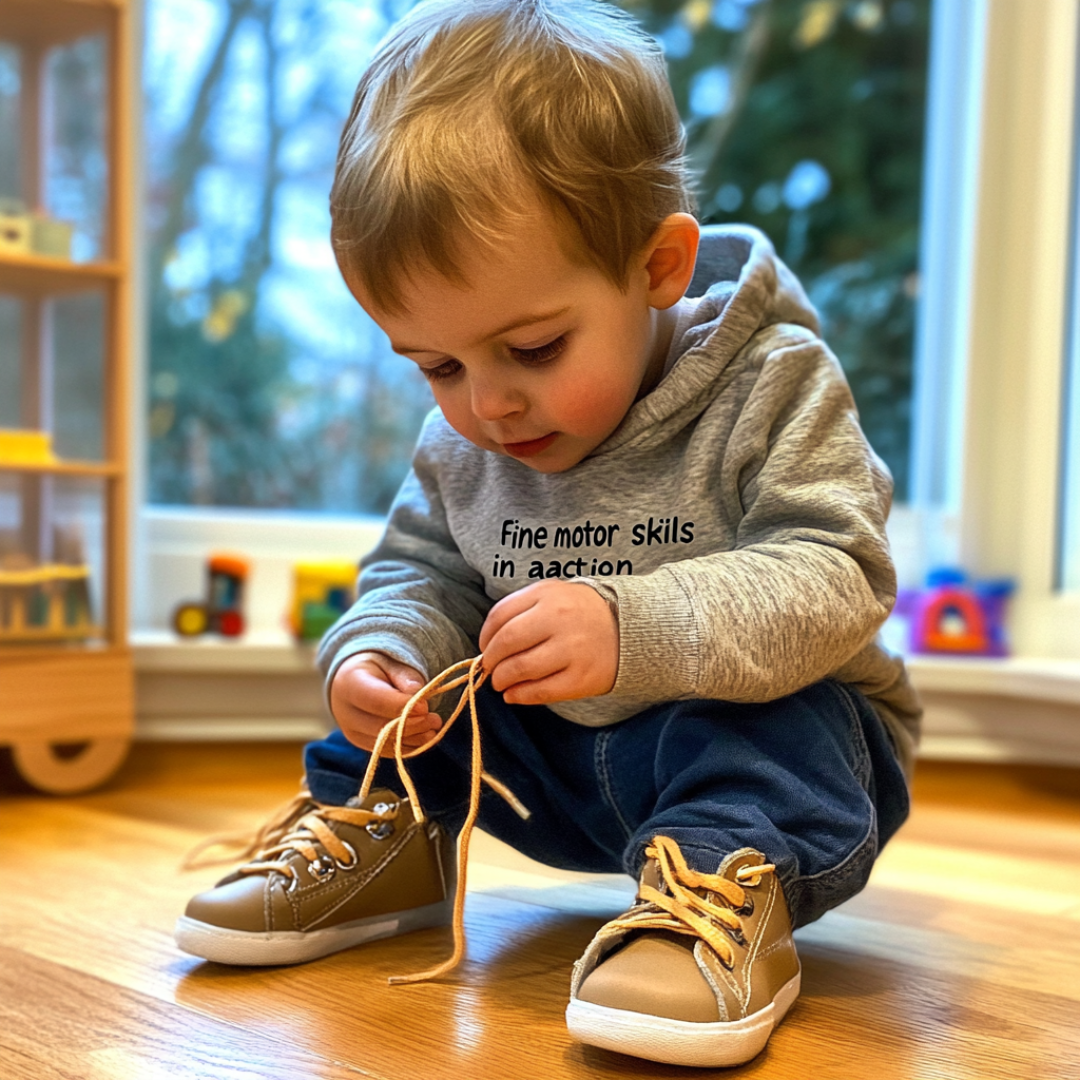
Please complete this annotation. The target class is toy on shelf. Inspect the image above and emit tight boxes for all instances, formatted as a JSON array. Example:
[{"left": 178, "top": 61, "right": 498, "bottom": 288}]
[
  {"left": 0, "top": 197, "right": 74, "bottom": 259},
  {"left": 173, "top": 553, "right": 250, "bottom": 638},
  {"left": 290, "top": 560, "right": 357, "bottom": 641},
  {"left": 0, "top": 553, "right": 97, "bottom": 642},
  {"left": 895, "top": 568, "right": 1015, "bottom": 657},
  {"left": 0, "top": 428, "right": 58, "bottom": 466},
  {"left": 0, "top": 197, "right": 31, "bottom": 255}
]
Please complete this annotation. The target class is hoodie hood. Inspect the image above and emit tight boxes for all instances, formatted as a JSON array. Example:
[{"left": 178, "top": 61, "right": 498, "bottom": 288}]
[{"left": 598, "top": 225, "right": 821, "bottom": 457}]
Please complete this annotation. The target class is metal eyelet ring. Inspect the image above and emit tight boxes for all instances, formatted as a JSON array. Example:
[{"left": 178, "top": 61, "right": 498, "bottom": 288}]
[
  {"left": 366, "top": 802, "right": 397, "bottom": 840},
  {"left": 307, "top": 855, "right": 336, "bottom": 882},
  {"left": 736, "top": 896, "right": 754, "bottom": 917},
  {"left": 726, "top": 925, "right": 748, "bottom": 947},
  {"left": 334, "top": 840, "right": 359, "bottom": 871}
]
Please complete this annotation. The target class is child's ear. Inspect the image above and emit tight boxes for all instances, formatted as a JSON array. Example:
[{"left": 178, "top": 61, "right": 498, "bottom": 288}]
[{"left": 643, "top": 213, "right": 700, "bottom": 308}]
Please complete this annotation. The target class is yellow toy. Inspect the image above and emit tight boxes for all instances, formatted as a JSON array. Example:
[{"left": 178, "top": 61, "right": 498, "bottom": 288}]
[
  {"left": 290, "top": 560, "right": 357, "bottom": 641},
  {"left": 0, "top": 429, "right": 57, "bottom": 466}
]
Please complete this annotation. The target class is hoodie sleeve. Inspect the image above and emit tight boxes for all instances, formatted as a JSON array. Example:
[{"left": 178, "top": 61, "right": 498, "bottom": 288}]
[
  {"left": 316, "top": 425, "right": 491, "bottom": 697},
  {"left": 592, "top": 337, "right": 896, "bottom": 704}
]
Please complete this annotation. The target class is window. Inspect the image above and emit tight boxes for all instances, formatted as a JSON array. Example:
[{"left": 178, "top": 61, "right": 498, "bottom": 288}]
[{"left": 143, "top": 0, "right": 929, "bottom": 514}]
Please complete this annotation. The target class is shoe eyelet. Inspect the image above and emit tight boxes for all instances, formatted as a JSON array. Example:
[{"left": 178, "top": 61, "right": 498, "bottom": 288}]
[
  {"left": 366, "top": 802, "right": 397, "bottom": 840},
  {"left": 726, "top": 926, "right": 748, "bottom": 947},
  {"left": 307, "top": 855, "right": 336, "bottom": 882},
  {"left": 736, "top": 896, "right": 754, "bottom": 917},
  {"left": 335, "top": 841, "right": 359, "bottom": 870}
]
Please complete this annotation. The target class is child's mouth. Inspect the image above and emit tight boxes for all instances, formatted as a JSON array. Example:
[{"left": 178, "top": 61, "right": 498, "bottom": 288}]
[{"left": 502, "top": 433, "right": 558, "bottom": 458}]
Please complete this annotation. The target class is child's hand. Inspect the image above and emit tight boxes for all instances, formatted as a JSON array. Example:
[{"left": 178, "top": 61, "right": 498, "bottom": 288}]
[
  {"left": 479, "top": 581, "right": 618, "bottom": 705},
  {"left": 329, "top": 651, "right": 441, "bottom": 755}
]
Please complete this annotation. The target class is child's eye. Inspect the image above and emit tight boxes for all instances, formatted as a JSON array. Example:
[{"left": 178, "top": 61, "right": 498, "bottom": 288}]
[
  {"left": 422, "top": 359, "right": 463, "bottom": 382},
  {"left": 510, "top": 335, "right": 567, "bottom": 364}
]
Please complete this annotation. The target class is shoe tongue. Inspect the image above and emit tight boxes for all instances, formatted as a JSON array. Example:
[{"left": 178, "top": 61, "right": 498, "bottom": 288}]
[
  {"left": 717, "top": 847, "right": 767, "bottom": 878},
  {"left": 344, "top": 788, "right": 401, "bottom": 812},
  {"left": 639, "top": 858, "right": 663, "bottom": 895}
]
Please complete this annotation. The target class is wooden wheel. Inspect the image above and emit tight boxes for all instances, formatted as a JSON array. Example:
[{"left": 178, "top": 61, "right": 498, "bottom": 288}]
[{"left": 11, "top": 737, "right": 131, "bottom": 795}]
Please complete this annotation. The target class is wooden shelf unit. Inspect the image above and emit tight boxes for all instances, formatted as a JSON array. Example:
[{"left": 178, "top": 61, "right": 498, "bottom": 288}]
[
  {"left": 0, "top": 251, "right": 124, "bottom": 295},
  {"left": 0, "top": 458, "right": 122, "bottom": 477},
  {"left": 0, "top": 0, "right": 135, "bottom": 794}
]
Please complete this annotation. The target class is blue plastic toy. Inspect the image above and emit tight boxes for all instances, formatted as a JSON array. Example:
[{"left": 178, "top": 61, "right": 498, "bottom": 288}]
[{"left": 895, "top": 569, "right": 1015, "bottom": 657}]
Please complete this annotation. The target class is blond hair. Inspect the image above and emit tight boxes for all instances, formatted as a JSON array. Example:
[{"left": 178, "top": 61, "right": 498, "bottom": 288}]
[{"left": 330, "top": 0, "right": 696, "bottom": 314}]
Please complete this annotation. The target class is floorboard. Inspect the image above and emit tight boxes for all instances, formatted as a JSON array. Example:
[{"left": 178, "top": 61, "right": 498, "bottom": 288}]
[{"left": 1, "top": 744, "right": 1078, "bottom": 1079}]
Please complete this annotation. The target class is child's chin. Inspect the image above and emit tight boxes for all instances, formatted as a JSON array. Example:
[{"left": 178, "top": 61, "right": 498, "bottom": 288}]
[{"left": 504, "top": 445, "right": 585, "bottom": 473}]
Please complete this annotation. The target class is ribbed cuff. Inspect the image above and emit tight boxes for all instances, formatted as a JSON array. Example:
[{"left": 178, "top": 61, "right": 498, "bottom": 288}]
[{"left": 602, "top": 567, "right": 701, "bottom": 699}]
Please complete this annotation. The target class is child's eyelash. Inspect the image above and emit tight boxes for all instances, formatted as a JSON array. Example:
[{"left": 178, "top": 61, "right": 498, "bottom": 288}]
[
  {"left": 423, "top": 360, "right": 463, "bottom": 382},
  {"left": 420, "top": 335, "right": 568, "bottom": 382},
  {"left": 511, "top": 335, "right": 567, "bottom": 363}
]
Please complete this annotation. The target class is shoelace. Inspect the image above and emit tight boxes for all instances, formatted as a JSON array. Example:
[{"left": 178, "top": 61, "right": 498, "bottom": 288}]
[
  {"left": 183, "top": 655, "right": 528, "bottom": 985},
  {"left": 602, "top": 835, "right": 775, "bottom": 970}
]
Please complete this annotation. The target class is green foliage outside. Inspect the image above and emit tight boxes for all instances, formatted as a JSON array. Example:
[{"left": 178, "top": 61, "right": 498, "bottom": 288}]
[{"left": 144, "top": 0, "right": 927, "bottom": 511}]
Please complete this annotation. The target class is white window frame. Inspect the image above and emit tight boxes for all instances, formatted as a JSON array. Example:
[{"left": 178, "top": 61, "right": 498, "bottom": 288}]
[
  {"left": 943, "top": 0, "right": 1080, "bottom": 660},
  {"left": 130, "top": 1, "right": 1080, "bottom": 695}
]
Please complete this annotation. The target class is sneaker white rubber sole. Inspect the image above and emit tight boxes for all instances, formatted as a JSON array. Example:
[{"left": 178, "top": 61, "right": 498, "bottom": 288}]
[
  {"left": 565, "top": 971, "right": 801, "bottom": 1068},
  {"left": 174, "top": 897, "right": 454, "bottom": 966}
]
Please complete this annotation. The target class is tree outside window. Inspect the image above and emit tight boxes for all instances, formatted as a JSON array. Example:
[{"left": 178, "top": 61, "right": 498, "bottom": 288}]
[{"left": 144, "top": 0, "right": 927, "bottom": 512}]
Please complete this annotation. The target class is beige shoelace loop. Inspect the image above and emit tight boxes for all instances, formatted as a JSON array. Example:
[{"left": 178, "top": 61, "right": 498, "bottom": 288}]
[
  {"left": 606, "top": 835, "right": 775, "bottom": 969},
  {"left": 361, "top": 655, "right": 530, "bottom": 985}
]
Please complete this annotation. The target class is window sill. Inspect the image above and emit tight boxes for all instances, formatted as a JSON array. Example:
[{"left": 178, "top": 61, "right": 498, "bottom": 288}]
[
  {"left": 905, "top": 654, "right": 1080, "bottom": 707},
  {"left": 129, "top": 634, "right": 1080, "bottom": 764},
  {"left": 132, "top": 631, "right": 1080, "bottom": 704},
  {"left": 133, "top": 628, "right": 318, "bottom": 673}
]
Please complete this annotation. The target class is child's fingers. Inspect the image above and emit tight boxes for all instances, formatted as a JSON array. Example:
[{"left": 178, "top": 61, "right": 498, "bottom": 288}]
[
  {"left": 487, "top": 635, "right": 557, "bottom": 692},
  {"left": 479, "top": 585, "right": 541, "bottom": 651},
  {"left": 349, "top": 665, "right": 429, "bottom": 718}
]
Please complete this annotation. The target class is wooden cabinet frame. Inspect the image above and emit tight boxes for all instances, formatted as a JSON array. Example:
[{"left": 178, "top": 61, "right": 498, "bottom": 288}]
[{"left": 0, "top": 0, "right": 134, "bottom": 793}]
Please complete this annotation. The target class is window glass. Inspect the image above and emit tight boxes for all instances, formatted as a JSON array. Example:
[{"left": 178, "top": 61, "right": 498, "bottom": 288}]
[
  {"left": 45, "top": 35, "right": 109, "bottom": 263},
  {"left": 0, "top": 43, "right": 18, "bottom": 198},
  {"left": 145, "top": 0, "right": 928, "bottom": 512}
]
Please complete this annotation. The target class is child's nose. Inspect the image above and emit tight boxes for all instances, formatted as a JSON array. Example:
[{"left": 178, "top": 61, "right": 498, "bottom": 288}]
[{"left": 470, "top": 379, "right": 524, "bottom": 422}]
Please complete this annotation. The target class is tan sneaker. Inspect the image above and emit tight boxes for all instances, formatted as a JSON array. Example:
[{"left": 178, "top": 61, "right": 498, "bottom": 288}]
[
  {"left": 175, "top": 787, "right": 455, "bottom": 966},
  {"left": 566, "top": 837, "right": 801, "bottom": 1067}
]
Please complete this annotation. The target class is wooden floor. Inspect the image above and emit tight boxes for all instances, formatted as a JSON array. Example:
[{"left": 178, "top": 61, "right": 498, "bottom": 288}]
[{"left": 1, "top": 743, "right": 1079, "bottom": 1080}]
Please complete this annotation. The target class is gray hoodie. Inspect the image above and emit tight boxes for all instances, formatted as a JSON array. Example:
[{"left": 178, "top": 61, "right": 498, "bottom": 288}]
[{"left": 318, "top": 225, "right": 922, "bottom": 779}]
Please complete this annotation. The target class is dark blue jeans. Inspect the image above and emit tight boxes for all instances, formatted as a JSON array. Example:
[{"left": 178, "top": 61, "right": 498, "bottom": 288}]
[{"left": 304, "top": 679, "right": 910, "bottom": 929}]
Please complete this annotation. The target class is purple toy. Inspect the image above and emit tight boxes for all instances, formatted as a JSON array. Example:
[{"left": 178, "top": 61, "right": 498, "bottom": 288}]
[{"left": 895, "top": 569, "right": 1015, "bottom": 657}]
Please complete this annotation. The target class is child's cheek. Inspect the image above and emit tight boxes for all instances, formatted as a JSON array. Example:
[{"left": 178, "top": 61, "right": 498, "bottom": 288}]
[{"left": 553, "top": 378, "right": 632, "bottom": 435}]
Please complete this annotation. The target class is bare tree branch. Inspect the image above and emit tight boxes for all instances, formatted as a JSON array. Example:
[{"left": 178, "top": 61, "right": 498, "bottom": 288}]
[
  {"left": 239, "top": 0, "right": 284, "bottom": 300},
  {"left": 150, "top": 0, "right": 256, "bottom": 288},
  {"left": 687, "top": 0, "right": 773, "bottom": 190}
]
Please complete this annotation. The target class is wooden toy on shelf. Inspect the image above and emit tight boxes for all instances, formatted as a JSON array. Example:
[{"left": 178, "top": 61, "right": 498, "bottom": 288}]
[
  {"left": 0, "top": 198, "right": 73, "bottom": 260},
  {"left": 0, "top": 555, "right": 97, "bottom": 642},
  {"left": 0, "top": 429, "right": 58, "bottom": 467},
  {"left": 289, "top": 560, "right": 357, "bottom": 641},
  {"left": 895, "top": 569, "right": 1015, "bottom": 657},
  {"left": 0, "top": 0, "right": 136, "bottom": 796},
  {"left": 173, "top": 553, "right": 251, "bottom": 638},
  {"left": 0, "top": 198, "right": 32, "bottom": 255}
]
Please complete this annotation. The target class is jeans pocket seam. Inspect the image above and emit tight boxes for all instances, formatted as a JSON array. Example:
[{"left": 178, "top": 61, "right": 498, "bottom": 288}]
[{"left": 824, "top": 679, "right": 873, "bottom": 790}]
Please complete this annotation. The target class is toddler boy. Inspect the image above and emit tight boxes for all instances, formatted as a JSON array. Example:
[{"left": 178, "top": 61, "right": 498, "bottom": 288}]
[{"left": 176, "top": 0, "right": 920, "bottom": 1067}]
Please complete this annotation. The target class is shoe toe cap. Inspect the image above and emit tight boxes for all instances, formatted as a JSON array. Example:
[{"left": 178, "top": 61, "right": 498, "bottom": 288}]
[
  {"left": 185, "top": 873, "right": 279, "bottom": 932},
  {"left": 576, "top": 932, "right": 720, "bottom": 1023}
]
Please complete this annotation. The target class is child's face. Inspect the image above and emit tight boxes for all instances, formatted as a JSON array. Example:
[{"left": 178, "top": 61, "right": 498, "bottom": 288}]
[{"left": 348, "top": 205, "right": 690, "bottom": 473}]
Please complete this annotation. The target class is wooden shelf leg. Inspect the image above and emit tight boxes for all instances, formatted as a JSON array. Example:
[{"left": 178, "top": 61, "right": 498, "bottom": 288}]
[{"left": 11, "top": 737, "right": 131, "bottom": 795}]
